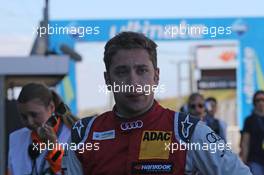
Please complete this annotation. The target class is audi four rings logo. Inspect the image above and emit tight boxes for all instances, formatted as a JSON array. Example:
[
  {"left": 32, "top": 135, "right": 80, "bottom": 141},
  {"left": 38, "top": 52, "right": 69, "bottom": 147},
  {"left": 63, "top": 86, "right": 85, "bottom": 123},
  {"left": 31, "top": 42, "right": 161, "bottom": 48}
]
[{"left": 120, "top": 120, "right": 143, "bottom": 131}]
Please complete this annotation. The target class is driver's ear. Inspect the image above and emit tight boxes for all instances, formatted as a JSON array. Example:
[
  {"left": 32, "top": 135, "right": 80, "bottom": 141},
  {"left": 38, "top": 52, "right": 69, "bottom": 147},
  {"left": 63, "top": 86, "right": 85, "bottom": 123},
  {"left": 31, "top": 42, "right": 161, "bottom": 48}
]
[
  {"left": 154, "top": 68, "right": 160, "bottom": 84},
  {"left": 104, "top": 72, "right": 112, "bottom": 90},
  {"left": 48, "top": 101, "right": 55, "bottom": 114}
]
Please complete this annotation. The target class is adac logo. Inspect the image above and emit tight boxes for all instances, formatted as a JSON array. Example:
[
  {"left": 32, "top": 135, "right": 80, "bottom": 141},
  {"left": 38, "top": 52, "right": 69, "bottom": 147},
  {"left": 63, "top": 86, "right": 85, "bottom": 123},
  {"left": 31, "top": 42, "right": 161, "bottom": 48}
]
[
  {"left": 143, "top": 131, "right": 171, "bottom": 141},
  {"left": 140, "top": 131, "right": 172, "bottom": 159}
]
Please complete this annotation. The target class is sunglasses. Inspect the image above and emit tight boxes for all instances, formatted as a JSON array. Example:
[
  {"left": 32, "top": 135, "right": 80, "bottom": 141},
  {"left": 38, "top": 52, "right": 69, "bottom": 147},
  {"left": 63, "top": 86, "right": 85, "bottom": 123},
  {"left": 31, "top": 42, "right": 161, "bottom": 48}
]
[
  {"left": 189, "top": 103, "right": 204, "bottom": 109},
  {"left": 255, "top": 98, "right": 264, "bottom": 103}
]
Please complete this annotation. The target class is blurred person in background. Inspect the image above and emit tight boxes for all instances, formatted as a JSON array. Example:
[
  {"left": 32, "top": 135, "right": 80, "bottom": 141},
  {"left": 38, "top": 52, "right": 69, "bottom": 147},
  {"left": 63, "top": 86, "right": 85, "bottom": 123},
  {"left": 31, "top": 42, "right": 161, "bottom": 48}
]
[
  {"left": 241, "top": 90, "right": 264, "bottom": 175},
  {"left": 7, "top": 83, "right": 78, "bottom": 175},
  {"left": 179, "top": 103, "right": 189, "bottom": 113},
  {"left": 188, "top": 93, "right": 225, "bottom": 139},
  {"left": 188, "top": 93, "right": 206, "bottom": 120},
  {"left": 205, "top": 97, "right": 227, "bottom": 141}
]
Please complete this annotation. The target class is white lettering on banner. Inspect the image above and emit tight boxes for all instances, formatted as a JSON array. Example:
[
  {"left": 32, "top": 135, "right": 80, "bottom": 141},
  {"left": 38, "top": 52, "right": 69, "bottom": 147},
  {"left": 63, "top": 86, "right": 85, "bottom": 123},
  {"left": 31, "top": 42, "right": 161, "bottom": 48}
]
[
  {"left": 243, "top": 47, "right": 255, "bottom": 104},
  {"left": 109, "top": 20, "right": 232, "bottom": 40}
]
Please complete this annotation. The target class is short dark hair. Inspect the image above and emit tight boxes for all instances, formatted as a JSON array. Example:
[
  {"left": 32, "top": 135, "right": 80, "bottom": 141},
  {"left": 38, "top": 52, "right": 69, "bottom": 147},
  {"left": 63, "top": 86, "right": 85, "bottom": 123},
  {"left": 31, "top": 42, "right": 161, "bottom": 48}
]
[
  {"left": 103, "top": 32, "right": 157, "bottom": 72},
  {"left": 205, "top": 97, "right": 217, "bottom": 104},
  {"left": 18, "top": 83, "right": 53, "bottom": 107},
  {"left": 18, "top": 83, "right": 78, "bottom": 128},
  {"left": 188, "top": 93, "right": 204, "bottom": 105},
  {"left": 253, "top": 90, "right": 264, "bottom": 106}
]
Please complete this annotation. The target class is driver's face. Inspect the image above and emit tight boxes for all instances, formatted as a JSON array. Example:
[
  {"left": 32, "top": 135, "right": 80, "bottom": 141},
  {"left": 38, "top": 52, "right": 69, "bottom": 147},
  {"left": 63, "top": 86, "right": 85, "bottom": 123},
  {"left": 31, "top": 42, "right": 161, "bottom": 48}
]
[{"left": 105, "top": 49, "right": 159, "bottom": 117}]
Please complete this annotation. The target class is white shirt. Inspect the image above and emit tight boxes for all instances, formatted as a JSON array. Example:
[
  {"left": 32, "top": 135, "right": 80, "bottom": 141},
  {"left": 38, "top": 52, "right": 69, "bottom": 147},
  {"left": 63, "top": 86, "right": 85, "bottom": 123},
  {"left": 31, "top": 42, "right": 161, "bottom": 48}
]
[{"left": 8, "top": 124, "right": 70, "bottom": 175}]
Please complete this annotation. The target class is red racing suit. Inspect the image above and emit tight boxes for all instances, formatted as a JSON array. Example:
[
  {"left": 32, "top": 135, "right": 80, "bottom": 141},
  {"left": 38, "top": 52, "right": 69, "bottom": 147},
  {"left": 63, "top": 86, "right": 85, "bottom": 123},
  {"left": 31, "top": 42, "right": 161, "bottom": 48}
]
[{"left": 63, "top": 101, "right": 252, "bottom": 175}]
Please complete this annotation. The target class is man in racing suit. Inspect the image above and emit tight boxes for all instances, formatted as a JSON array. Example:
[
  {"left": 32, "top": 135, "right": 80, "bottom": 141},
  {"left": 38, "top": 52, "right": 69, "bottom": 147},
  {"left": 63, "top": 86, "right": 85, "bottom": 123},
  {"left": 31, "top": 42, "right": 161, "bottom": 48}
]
[{"left": 63, "top": 31, "right": 252, "bottom": 175}]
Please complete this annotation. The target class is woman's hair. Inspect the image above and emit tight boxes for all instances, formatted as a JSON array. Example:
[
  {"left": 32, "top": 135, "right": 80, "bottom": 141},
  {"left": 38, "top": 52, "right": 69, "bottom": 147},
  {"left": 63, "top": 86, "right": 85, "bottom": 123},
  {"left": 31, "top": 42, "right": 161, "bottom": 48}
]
[{"left": 17, "top": 82, "right": 78, "bottom": 128}]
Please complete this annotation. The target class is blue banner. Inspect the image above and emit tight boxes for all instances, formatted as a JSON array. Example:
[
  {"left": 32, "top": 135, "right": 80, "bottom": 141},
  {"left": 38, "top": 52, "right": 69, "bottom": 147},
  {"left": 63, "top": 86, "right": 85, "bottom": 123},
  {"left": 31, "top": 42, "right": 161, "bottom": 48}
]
[{"left": 50, "top": 18, "right": 264, "bottom": 128}]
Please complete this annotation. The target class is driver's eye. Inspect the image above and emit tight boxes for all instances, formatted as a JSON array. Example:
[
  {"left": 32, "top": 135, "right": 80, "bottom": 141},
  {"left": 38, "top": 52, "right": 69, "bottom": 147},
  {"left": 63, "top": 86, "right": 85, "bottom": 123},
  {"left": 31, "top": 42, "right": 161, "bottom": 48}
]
[
  {"left": 30, "top": 112, "right": 38, "bottom": 118},
  {"left": 115, "top": 68, "right": 128, "bottom": 76},
  {"left": 137, "top": 68, "right": 148, "bottom": 75},
  {"left": 21, "top": 114, "right": 27, "bottom": 121}
]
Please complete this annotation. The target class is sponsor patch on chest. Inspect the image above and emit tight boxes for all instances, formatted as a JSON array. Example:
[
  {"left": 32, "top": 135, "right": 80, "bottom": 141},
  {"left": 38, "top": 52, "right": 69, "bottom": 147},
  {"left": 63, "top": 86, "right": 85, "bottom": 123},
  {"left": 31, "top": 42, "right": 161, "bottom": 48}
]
[
  {"left": 92, "top": 130, "right": 115, "bottom": 140},
  {"left": 131, "top": 162, "right": 173, "bottom": 174},
  {"left": 139, "top": 131, "right": 172, "bottom": 159}
]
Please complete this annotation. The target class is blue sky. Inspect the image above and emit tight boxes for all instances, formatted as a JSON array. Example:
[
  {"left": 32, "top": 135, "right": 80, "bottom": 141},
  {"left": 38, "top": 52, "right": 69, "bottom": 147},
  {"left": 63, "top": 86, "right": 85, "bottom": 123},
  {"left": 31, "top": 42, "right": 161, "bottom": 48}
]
[
  {"left": 1, "top": 0, "right": 264, "bottom": 37},
  {"left": 1, "top": 0, "right": 263, "bottom": 56}
]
